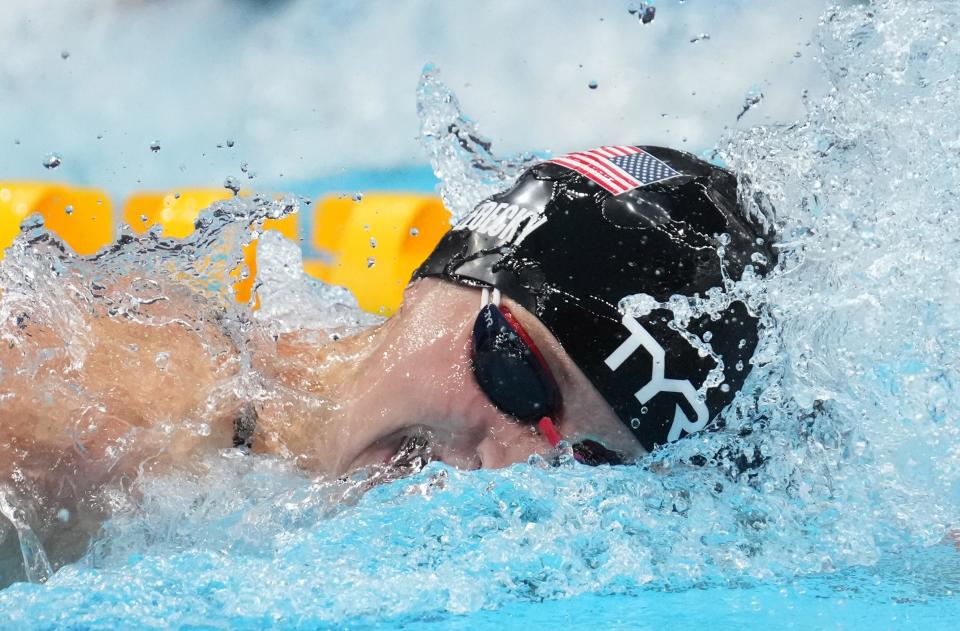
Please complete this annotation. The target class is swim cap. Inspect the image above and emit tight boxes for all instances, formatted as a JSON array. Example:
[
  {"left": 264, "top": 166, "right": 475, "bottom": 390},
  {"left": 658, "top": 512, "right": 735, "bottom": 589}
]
[{"left": 415, "top": 145, "right": 775, "bottom": 451}]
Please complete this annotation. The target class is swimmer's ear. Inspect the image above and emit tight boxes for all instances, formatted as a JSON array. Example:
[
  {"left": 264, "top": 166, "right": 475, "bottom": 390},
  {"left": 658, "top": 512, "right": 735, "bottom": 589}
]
[
  {"left": 395, "top": 277, "right": 436, "bottom": 316},
  {"left": 398, "top": 277, "right": 425, "bottom": 307}
]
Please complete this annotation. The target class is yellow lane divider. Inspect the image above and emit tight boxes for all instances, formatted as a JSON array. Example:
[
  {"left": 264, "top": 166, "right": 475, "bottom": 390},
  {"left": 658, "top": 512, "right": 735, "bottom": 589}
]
[
  {"left": 0, "top": 182, "right": 112, "bottom": 256},
  {"left": 123, "top": 188, "right": 297, "bottom": 303},
  {"left": 0, "top": 183, "right": 452, "bottom": 314},
  {"left": 304, "top": 193, "right": 450, "bottom": 315},
  {"left": 124, "top": 189, "right": 234, "bottom": 239}
]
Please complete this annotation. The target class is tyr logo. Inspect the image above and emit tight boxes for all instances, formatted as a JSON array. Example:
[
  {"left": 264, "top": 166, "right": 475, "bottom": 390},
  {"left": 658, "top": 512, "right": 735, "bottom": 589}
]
[{"left": 604, "top": 315, "right": 709, "bottom": 442}]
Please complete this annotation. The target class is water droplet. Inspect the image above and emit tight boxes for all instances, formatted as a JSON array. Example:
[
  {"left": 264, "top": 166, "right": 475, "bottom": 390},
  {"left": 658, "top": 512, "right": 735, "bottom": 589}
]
[
  {"left": 64, "top": 205, "right": 74, "bottom": 216},
  {"left": 149, "top": 141, "right": 161, "bottom": 153},
  {"left": 409, "top": 227, "right": 420, "bottom": 237},
  {"left": 717, "top": 232, "right": 732, "bottom": 245},
  {"left": 173, "top": 192, "right": 181, "bottom": 199},
  {"left": 362, "top": 224, "right": 370, "bottom": 232},
  {"left": 13, "top": 139, "right": 20, "bottom": 145},
  {"left": 751, "top": 252, "right": 768, "bottom": 265},
  {"left": 736, "top": 360, "right": 745, "bottom": 371},
  {"left": 96, "top": 133, "right": 103, "bottom": 140},
  {"left": 369, "top": 237, "right": 377, "bottom": 249},
  {"left": 352, "top": 192, "right": 364, "bottom": 202},
  {"left": 60, "top": 50, "right": 70, "bottom": 60},
  {"left": 737, "top": 87, "right": 764, "bottom": 121},
  {"left": 225, "top": 139, "right": 235, "bottom": 148},
  {"left": 640, "top": 407, "right": 648, "bottom": 415},
  {"left": 588, "top": 80, "right": 599, "bottom": 90},
  {"left": 155, "top": 351, "right": 170, "bottom": 371},
  {"left": 139, "top": 214, "right": 148, "bottom": 223},
  {"left": 793, "top": 51, "right": 802, "bottom": 58},
  {"left": 690, "top": 33, "right": 711, "bottom": 43},
  {"left": 56, "top": 508, "right": 70, "bottom": 522},
  {"left": 366, "top": 257, "right": 376, "bottom": 268},
  {"left": 641, "top": 6, "right": 656, "bottom": 23},
  {"left": 42, "top": 154, "right": 62, "bottom": 169},
  {"left": 703, "top": 331, "right": 713, "bottom": 342},
  {"left": 720, "top": 384, "right": 730, "bottom": 393},
  {"left": 630, "top": 417, "right": 641, "bottom": 429},
  {"left": 223, "top": 176, "right": 241, "bottom": 195},
  {"left": 738, "top": 338, "right": 747, "bottom": 349}
]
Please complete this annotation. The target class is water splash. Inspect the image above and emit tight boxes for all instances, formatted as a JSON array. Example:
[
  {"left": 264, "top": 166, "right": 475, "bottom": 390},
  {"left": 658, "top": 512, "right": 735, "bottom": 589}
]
[
  {"left": 41, "top": 154, "right": 61, "bottom": 170},
  {"left": 713, "top": 0, "right": 960, "bottom": 546},
  {"left": 615, "top": 0, "right": 960, "bottom": 579},
  {"left": 0, "top": 0, "right": 959, "bottom": 625},
  {"left": 737, "top": 86, "right": 764, "bottom": 121},
  {"left": 0, "top": 190, "right": 373, "bottom": 585},
  {"left": 416, "top": 64, "right": 538, "bottom": 221},
  {"left": 0, "top": 486, "right": 52, "bottom": 583},
  {"left": 253, "top": 230, "right": 382, "bottom": 335}
]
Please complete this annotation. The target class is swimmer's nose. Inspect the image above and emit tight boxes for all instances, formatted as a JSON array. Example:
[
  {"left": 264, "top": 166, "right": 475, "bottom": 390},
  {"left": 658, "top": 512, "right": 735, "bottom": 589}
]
[{"left": 474, "top": 418, "right": 547, "bottom": 469}]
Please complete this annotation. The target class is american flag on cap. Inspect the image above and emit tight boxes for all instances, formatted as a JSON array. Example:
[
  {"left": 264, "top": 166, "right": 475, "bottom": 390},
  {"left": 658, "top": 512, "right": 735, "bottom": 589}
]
[{"left": 548, "top": 146, "right": 680, "bottom": 195}]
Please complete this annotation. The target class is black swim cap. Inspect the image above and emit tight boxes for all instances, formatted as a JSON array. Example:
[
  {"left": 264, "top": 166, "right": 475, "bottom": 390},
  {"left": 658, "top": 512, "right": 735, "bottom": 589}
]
[{"left": 415, "top": 145, "right": 775, "bottom": 452}]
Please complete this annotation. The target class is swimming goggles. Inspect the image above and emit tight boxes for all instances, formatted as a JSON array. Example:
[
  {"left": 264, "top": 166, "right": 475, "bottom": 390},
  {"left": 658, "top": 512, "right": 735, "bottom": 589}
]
[{"left": 470, "top": 288, "right": 623, "bottom": 466}]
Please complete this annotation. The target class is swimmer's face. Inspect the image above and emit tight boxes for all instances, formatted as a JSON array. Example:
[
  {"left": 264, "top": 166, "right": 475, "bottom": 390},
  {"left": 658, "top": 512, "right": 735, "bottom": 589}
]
[{"left": 333, "top": 278, "right": 645, "bottom": 475}]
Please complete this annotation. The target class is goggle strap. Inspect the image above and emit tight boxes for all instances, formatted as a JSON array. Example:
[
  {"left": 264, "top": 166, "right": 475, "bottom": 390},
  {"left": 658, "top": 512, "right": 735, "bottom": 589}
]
[
  {"left": 480, "top": 287, "right": 502, "bottom": 308},
  {"left": 537, "top": 416, "right": 586, "bottom": 463},
  {"left": 499, "top": 307, "right": 553, "bottom": 382},
  {"left": 537, "top": 416, "right": 563, "bottom": 447}
]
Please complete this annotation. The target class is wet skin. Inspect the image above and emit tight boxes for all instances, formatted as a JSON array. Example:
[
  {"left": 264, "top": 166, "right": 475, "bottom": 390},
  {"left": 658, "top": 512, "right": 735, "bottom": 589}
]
[
  {"left": 0, "top": 277, "right": 643, "bottom": 579},
  {"left": 0, "top": 278, "right": 644, "bottom": 484},
  {"left": 258, "top": 278, "right": 646, "bottom": 475}
]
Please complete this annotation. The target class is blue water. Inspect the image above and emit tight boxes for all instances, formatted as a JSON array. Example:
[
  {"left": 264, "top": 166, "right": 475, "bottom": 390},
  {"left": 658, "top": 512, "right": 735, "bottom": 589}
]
[
  {"left": 8, "top": 570, "right": 959, "bottom": 630},
  {"left": 2, "top": 459, "right": 958, "bottom": 629}
]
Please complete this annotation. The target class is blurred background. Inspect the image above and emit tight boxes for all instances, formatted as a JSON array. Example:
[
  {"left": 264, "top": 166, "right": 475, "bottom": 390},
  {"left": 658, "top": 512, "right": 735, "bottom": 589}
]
[{"left": 1, "top": 0, "right": 841, "bottom": 199}]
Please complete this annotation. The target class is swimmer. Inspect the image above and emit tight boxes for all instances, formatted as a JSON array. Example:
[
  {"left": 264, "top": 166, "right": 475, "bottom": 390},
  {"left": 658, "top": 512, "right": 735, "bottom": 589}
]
[{"left": 0, "top": 145, "right": 774, "bottom": 580}]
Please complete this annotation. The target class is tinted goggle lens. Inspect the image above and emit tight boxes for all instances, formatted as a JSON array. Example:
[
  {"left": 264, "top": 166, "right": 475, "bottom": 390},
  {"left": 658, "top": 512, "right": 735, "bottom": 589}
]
[
  {"left": 470, "top": 301, "right": 624, "bottom": 467},
  {"left": 471, "top": 303, "right": 560, "bottom": 423}
]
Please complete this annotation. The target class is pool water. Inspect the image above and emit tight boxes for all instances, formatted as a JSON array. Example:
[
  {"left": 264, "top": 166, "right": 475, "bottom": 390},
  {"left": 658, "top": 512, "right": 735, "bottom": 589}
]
[
  {"left": 1, "top": 462, "right": 958, "bottom": 628},
  {"left": 2, "top": 0, "right": 960, "bottom": 628}
]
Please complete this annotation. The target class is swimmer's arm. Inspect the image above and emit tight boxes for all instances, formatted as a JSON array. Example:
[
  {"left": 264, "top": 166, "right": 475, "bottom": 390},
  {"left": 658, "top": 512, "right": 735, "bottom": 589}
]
[
  {"left": 0, "top": 294, "right": 248, "bottom": 575},
  {"left": 0, "top": 312, "right": 242, "bottom": 479}
]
